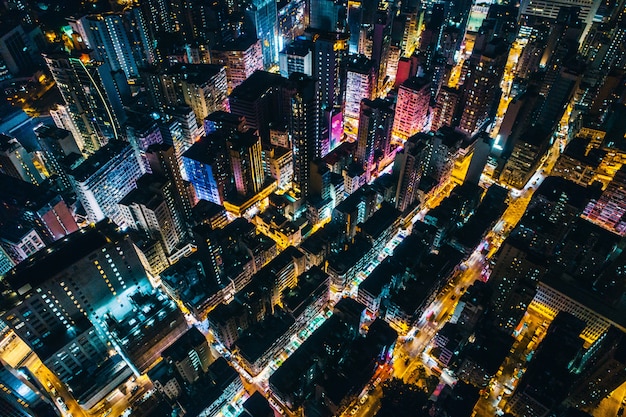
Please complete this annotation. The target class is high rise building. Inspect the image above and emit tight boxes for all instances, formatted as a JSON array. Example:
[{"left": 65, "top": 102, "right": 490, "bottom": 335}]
[
  {"left": 507, "top": 313, "right": 585, "bottom": 417},
  {"left": 394, "top": 56, "right": 420, "bottom": 88},
  {"left": 227, "top": 130, "right": 265, "bottom": 197},
  {"left": 392, "top": 77, "right": 431, "bottom": 141},
  {"left": 520, "top": 0, "right": 601, "bottom": 36},
  {"left": 312, "top": 31, "right": 348, "bottom": 110},
  {"left": 363, "top": 9, "right": 392, "bottom": 93},
  {"left": 0, "top": 134, "right": 43, "bottom": 185},
  {"left": 263, "top": 145, "right": 293, "bottom": 190},
  {"left": 0, "top": 174, "right": 78, "bottom": 246},
  {"left": 137, "top": 0, "right": 175, "bottom": 34},
  {"left": 2, "top": 221, "right": 150, "bottom": 353},
  {"left": 162, "top": 326, "right": 211, "bottom": 384},
  {"left": 228, "top": 70, "right": 287, "bottom": 141},
  {"left": 126, "top": 115, "right": 164, "bottom": 173},
  {"left": 288, "top": 73, "right": 320, "bottom": 198},
  {"left": 0, "top": 223, "right": 46, "bottom": 267},
  {"left": 145, "top": 143, "right": 194, "bottom": 226},
  {"left": 49, "top": 104, "right": 84, "bottom": 153},
  {"left": 344, "top": 55, "right": 376, "bottom": 134},
  {"left": 458, "top": 41, "right": 508, "bottom": 136},
  {"left": 0, "top": 24, "right": 42, "bottom": 76},
  {"left": 582, "top": 163, "right": 626, "bottom": 236},
  {"left": 0, "top": 361, "right": 58, "bottom": 417},
  {"left": 164, "top": 105, "right": 203, "bottom": 159},
  {"left": 210, "top": 37, "right": 264, "bottom": 92},
  {"left": 119, "top": 174, "right": 185, "bottom": 255},
  {"left": 568, "top": 327, "right": 626, "bottom": 410},
  {"left": 464, "top": 134, "right": 493, "bottom": 186},
  {"left": 73, "top": 13, "right": 146, "bottom": 81},
  {"left": 246, "top": 0, "right": 279, "bottom": 67},
  {"left": 431, "top": 86, "right": 461, "bottom": 132},
  {"left": 393, "top": 133, "right": 426, "bottom": 212},
  {"left": 308, "top": 0, "right": 347, "bottom": 32},
  {"left": 160, "top": 64, "right": 229, "bottom": 125},
  {"left": 279, "top": 39, "right": 313, "bottom": 78},
  {"left": 489, "top": 239, "right": 547, "bottom": 331},
  {"left": 34, "top": 124, "right": 81, "bottom": 192},
  {"left": 182, "top": 134, "right": 230, "bottom": 205},
  {"left": 69, "top": 141, "right": 145, "bottom": 227},
  {"left": 1, "top": 221, "right": 184, "bottom": 398},
  {"left": 356, "top": 98, "right": 394, "bottom": 180},
  {"left": 43, "top": 51, "right": 127, "bottom": 153}
]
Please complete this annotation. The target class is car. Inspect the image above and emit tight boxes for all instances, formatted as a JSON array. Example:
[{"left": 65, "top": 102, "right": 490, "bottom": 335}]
[
  {"left": 451, "top": 295, "right": 456, "bottom": 300},
  {"left": 359, "top": 395, "right": 368, "bottom": 405},
  {"left": 618, "top": 406, "right": 624, "bottom": 417},
  {"left": 56, "top": 397, "right": 68, "bottom": 412},
  {"left": 350, "top": 406, "right": 359, "bottom": 415}
]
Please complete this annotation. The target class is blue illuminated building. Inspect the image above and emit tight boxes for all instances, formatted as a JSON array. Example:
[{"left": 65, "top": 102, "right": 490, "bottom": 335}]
[{"left": 247, "top": 0, "right": 279, "bottom": 67}]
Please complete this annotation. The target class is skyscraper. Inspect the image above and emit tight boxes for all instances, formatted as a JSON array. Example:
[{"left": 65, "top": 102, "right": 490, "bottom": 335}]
[
  {"left": 73, "top": 13, "right": 146, "bottom": 80},
  {"left": 356, "top": 98, "right": 394, "bottom": 180},
  {"left": 210, "top": 37, "right": 264, "bottom": 92},
  {"left": 162, "top": 326, "right": 212, "bottom": 384},
  {"left": 279, "top": 39, "right": 313, "bottom": 77},
  {"left": 182, "top": 134, "right": 230, "bottom": 205},
  {"left": 119, "top": 174, "right": 186, "bottom": 255},
  {"left": 0, "top": 361, "right": 58, "bottom": 417},
  {"left": 288, "top": 73, "right": 319, "bottom": 198},
  {"left": 312, "top": 31, "right": 349, "bottom": 150},
  {"left": 246, "top": 0, "right": 279, "bottom": 67},
  {"left": 0, "top": 134, "right": 43, "bottom": 185},
  {"left": 160, "top": 64, "right": 229, "bottom": 125},
  {"left": 69, "top": 141, "right": 145, "bottom": 226},
  {"left": 145, "top": 143, "right": 194, "bottom": 226},
  {"left": 394, "top": 133, "right": 426, "bottom": 212},
  {"left": 520, "top": 0, "right": 601, "bottom": 36},
  {"left": 0, "top": 24, "right": 42, "bottom": 77},
  {"left": 392, "top": 77, "right": 431, "bottom": 141},
  {"left": 582, "top": 165, "right": 626, "bottom": 236},
  {"left": 1, "top": 221, "right": 183, "bottom": 397},
  {"left": 227, "top": 130, "right": 265, "bottom": 197},
  {"left": 228, "top": 70, "right": 287, "bottom": 141},
  {"left": 344, "top": 54, "right": 376, "bottom": 134},
  {"left": 507, "top": 313, "right": 585, "bottom": 417},
  {"left": 308, "top": 0, "right": 347, "bottom": 32},
  {"left": 568, "top": 326, "right": 626, "bottom": 410},
  {"left": 458, "top": 41, "right": 508, "bottom": 136},
  {"left": 431, "top": 86, "right": 461, "bottom": 132},
  {"left": 43, "top": 51, "right": 127, "bottom": 153}
]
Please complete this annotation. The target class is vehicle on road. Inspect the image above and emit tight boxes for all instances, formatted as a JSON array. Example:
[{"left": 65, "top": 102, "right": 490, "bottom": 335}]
[{"left": 56, "top": 397, "right": 68, "bottom": 412}]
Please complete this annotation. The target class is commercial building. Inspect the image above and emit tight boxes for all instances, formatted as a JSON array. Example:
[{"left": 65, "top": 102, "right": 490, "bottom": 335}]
[
  {"left": 0, "top": 134, "right": 43, "bottom": 185},
  {"left": 392, "top": 77, "right": 431, "bottom": 141},
  {"left": 343, "top": 55, "right": 376, "bottom": 134},
  {"left": 69, "top": 141, "right": 145, "bottom": 226},
  {"left": 43, "top": 51, "right": 127, "bottom": 153},
  {"left": 211, "top": 37, "right": 264, "bottom": 92},
  {"left": 160, "top": 64, "right": 229, "bottom": 124}
]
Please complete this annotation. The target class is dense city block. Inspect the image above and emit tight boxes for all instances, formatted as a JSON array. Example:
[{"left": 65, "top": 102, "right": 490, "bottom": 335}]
[{"left": 0, "top": 0, "right": 625, "bottom": 416}]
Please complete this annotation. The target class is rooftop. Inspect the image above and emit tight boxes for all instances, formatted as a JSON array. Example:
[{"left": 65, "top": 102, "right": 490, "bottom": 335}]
[
  {"left": 4, "top": 221, "right": 121, "bottom": 293},
  {"left": 70, "top": 141, "right": 132, "bottom": 182},
  {"left": 229, "top": 71, "right": 285, "bottom": 102}
]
